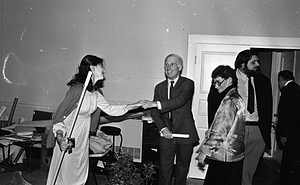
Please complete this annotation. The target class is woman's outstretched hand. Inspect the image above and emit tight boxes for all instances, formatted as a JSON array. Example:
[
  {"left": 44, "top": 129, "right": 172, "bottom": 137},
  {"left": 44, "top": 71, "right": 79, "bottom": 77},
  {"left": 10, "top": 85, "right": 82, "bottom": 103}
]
[{"left": 126, "top": 100, "right": 143, "bottom": 110}]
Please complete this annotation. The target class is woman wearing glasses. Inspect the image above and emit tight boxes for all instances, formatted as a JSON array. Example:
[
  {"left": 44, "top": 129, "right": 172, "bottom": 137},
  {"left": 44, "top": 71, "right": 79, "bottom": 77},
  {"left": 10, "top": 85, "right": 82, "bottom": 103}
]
[{"left": 196, "top": 65, "right": 246, "bottom": 185}]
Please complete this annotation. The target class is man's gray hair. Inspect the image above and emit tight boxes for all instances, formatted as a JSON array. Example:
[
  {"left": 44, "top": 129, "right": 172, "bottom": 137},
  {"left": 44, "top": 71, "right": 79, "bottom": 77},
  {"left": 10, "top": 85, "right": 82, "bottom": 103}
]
[{"left": 165, "top": 54, "right": 183, "bottom": 68}]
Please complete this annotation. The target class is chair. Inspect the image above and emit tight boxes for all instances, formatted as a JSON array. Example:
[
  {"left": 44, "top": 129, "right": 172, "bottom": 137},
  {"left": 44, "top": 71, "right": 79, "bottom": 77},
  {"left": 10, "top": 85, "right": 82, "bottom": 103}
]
[
  {"left": 89, "top": 126, "right": 123, "bottom": 185},
  {"left": 31, "top": 110, "right": 54, "bottom": 172},
  {"left": 32, "top": 110, "right": 54, "bottom": 134},
  {"left": 11, "top": 110, "right": 53, "bottom": 172},
  {"left": 0, "top": 97, "right": 18, "bottom": 172},
  {"left": 100, "top": 126, "right": 123, "bottom": 154}
]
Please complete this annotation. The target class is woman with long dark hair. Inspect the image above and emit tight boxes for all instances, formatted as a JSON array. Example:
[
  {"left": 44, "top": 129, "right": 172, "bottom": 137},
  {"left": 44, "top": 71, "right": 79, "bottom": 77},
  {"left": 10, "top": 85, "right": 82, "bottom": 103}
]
[{"left": 46, "top": 55, "right": 141, "bottom": 185}]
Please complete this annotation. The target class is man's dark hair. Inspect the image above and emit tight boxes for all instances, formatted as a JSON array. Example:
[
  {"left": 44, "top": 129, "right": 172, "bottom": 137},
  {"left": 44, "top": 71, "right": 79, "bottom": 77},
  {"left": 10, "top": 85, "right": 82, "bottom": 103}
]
[
  {"left": 278, "top": 70, "right": 295, "bottom": 81},
  {"left": 234, "top": 50, "right": 259, "bottom": 69}
]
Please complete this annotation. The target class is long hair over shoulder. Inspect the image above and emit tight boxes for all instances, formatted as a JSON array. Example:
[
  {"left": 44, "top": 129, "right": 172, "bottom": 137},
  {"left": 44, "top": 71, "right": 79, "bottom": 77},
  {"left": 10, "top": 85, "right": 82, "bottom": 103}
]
[{"left": 67, "top": 55, "right": 104, "bottom": 92}]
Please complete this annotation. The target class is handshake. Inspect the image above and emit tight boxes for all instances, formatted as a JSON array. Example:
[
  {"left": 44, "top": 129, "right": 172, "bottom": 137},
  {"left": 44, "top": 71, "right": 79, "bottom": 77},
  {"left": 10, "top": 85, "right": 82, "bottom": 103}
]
[{"left": 135, "top": 100, "right": 158, "bottom": 109}]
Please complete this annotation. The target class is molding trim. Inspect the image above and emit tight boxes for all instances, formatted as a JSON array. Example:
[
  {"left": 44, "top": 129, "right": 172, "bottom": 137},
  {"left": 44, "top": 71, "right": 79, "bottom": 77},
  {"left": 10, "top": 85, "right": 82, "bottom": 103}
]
[{"left": 188, "top": 34, "right": 300, "bottom": 49}]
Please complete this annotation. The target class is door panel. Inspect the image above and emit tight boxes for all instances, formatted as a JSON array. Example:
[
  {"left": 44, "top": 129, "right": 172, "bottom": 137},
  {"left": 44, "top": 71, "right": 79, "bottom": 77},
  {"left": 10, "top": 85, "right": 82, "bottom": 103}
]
[{"left": 193, "top": 44, "right": 249, "bottom": 129}]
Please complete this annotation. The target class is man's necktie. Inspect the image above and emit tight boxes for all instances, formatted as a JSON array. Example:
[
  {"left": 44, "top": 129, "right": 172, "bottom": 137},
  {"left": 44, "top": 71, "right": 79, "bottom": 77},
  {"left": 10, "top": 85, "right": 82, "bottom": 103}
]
[
  {"left": 170, "top": 81, "right": 174, "bottom": 99},
  {"left": 169, "top": 81, "right": 174, "bottom": 122},
  {"left": 247, "top": 76, "right": 255, "bottom": 114}
]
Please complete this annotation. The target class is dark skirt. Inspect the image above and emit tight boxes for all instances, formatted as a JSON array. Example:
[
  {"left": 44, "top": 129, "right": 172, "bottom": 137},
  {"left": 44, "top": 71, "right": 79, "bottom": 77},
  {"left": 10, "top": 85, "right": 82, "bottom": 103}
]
[{"left": 204, "top": 159, "right": 243, "bottom": 185}]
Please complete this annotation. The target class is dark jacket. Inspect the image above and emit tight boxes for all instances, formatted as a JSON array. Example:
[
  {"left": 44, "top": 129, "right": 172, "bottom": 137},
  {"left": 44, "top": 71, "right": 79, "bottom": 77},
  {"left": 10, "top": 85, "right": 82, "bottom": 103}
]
[
  {"left": 254, "top": 73, "right": 273, "bottom": 150},
  {"left": 276, "top": 81, "right": 300, "bottom": 149},
  {"left": 151, "top": 76, "right": 199, "bottom": 145}
]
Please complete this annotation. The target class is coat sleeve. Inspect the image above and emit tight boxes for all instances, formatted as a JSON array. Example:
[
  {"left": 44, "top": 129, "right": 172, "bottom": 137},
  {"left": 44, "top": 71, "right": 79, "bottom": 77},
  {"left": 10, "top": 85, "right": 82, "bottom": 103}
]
[
  {"left": 96, "top": 92, "right": 128, "bottom": 116},
  {"left": 160, "top": 80, "right": 194, "bottom": 113},
  {"left": 200, "top": 100, "right": 235, "bottom": 155},
  {"left": 150, "top": 79, "right": 194, "bottom": 132},
  {"left": 151, "top": 85, "right": 168, "bottom": 132}
]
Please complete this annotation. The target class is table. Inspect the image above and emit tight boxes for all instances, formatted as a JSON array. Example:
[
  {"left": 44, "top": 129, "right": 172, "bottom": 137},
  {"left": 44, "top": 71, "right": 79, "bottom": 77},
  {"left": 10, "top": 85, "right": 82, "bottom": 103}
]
[{"left": 0, "top": 134, "right": 41, "bottom": 172}]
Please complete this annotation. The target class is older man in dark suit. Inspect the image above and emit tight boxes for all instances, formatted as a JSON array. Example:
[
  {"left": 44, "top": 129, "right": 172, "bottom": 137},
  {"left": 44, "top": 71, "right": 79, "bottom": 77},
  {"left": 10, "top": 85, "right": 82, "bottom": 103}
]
[
  {"left": 234, "top": 50, "right": 273, "bottom": 185},
  {"left": 276, "top": 70, "right": 300, "bottom": 185},
  {"left": 142, "top": 54, "right": 199, "bottom": 185}
]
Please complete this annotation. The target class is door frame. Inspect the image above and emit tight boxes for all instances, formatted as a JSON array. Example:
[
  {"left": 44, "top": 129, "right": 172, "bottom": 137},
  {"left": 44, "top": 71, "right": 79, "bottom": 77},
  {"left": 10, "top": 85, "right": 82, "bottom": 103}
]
[
  {"left": 187, "top": 34, "right": 300, "bottom": 128},
  {"left": 187, "top": 35, "right": 300, "bottom": 80}
]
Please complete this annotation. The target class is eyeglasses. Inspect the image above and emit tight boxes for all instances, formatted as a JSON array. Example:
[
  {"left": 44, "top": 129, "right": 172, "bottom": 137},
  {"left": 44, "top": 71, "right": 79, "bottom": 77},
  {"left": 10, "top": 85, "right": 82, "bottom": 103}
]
[{"left": 212, "top": 79, "right": 225, "bottom": 86}]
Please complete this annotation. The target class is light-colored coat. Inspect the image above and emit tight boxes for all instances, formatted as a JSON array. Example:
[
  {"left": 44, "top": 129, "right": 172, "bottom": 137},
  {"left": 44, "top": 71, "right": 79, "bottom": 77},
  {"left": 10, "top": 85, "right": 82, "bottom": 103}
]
[{"left": 198, "top": 87, "right": 246, "bottom": 162}]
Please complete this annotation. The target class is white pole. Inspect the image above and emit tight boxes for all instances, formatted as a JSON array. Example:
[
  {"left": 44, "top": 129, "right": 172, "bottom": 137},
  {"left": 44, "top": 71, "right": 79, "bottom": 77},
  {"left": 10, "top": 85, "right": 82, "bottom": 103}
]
[{"left": 49, "top": 71, "right": 92, "bottom": 185}]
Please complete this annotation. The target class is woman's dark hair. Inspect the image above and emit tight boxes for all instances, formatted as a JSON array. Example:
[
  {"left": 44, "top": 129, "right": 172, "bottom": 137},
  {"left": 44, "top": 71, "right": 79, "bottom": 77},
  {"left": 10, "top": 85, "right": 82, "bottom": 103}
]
[
  {"left": 67, "top": 55, "right": 104, "bottom": 91},
  {"left": 211, "top": 65, "right": 237, "bottom": 87},
  {"left": 234, "top": 50, "right": 259, "bottom": 69}
]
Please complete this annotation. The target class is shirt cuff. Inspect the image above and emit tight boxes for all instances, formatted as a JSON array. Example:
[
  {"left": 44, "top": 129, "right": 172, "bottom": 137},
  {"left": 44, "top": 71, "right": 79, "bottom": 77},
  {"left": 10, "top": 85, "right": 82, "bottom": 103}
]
[
  {"left": 53, "top": 122, "right": 67, "bottom": 137},
  {"left": 160, "top": 127, "right": 167, "bottom": 133},
  {"left": 157, "top": 101, "right": 162, "bottom": 110}
]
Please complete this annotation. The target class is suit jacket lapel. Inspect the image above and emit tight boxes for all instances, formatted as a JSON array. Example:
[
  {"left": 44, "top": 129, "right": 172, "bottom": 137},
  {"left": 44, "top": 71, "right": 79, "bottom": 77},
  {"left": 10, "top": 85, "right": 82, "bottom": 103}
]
[
  {"left": 162, "top": 80, "right": 169, "bottom": 100},
  {"left": 162, "top": 76, "right": 183, "bottom": 99},
  {"left": 172, "top": 76, "right": 182, "bottom": 97},
  {"left": 253, "top": 76, "right": 260, "bottom": 99}
]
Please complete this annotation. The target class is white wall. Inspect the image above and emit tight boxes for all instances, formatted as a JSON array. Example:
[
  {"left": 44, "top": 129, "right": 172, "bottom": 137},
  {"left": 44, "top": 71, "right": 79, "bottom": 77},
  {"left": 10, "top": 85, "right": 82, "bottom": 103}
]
[{"left": 0, "top": 0, "right": 300, "bottom": 118}]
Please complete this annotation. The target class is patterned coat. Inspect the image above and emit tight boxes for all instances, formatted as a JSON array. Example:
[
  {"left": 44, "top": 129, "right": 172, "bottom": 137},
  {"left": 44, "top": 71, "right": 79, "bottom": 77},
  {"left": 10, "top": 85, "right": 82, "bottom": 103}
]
[{"left": 198, "top": 87, "right": 246, "bottom": 162}]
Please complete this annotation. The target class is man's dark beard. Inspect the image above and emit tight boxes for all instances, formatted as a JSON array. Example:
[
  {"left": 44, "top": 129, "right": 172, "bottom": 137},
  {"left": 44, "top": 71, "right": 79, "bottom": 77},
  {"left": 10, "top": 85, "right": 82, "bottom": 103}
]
[{"left": 243, "top": 65, "right": 261, "bottom": 76}]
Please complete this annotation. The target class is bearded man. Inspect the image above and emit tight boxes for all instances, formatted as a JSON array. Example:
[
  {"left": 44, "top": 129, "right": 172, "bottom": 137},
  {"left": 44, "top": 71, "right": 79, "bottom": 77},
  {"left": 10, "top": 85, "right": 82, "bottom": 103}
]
[{"left": 234, "top": 50, "right": 273, "bottom": 185}]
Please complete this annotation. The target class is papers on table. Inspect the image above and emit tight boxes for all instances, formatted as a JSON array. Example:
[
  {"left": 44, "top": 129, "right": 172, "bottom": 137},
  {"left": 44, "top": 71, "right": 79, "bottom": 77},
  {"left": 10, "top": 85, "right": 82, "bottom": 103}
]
[
  {"left": 0, "top": 138, "right": 12, "bottom": 146},
  {"left": 16, "top": 120, "right": 52, "bottom": 127},
  {"left": 0, "top": 134, "right": 30, "bottom": 142},
  {"left": 0, "top": 123, "right": 16, "bottom": 132},
  {"left": 0, "top": 119, "right": 47, "bottom": 146},
  {"left": 0, "top": 134, "right": 41, "bottom": 144},
  {"left": 16, "top": 132, "right": 34, "bottom": 137},
  {"left": 14, "top": 126, "right": 36, "bottom": 134}
]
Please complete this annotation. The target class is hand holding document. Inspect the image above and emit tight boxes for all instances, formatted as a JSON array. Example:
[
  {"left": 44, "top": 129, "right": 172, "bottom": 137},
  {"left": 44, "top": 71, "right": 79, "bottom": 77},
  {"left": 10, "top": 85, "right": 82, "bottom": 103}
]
[{"left": 141, "top": 114, "right": 153, "bottom": 123}]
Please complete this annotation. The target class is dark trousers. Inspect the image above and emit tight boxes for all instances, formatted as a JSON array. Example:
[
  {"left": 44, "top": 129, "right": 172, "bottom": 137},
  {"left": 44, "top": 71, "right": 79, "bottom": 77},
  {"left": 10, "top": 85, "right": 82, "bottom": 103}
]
[
  {"left": 204, "top": 159, "right": 243, "bottom": 185},
  {"left": 280, "top": 141, "right": 300, "bottom": 185},
  {"left": 159, "top": 138, "right": 194, "bottom": 185}
]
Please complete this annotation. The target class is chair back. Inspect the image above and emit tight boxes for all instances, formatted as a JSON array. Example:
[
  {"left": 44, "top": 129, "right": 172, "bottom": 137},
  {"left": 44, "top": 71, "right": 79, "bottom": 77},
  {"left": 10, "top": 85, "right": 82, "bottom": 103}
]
[
  {"left": 100, "top": 126, "right": 123, "bottom": 153},
  {"left": 32, "top": 110, "right": 54, "bottom": 134},
  {"left": 32, "top": 110, "right": 53, "bottom": 121},
  {"left": 5, "top": 97, "right": 18, "bottom": 127}
]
